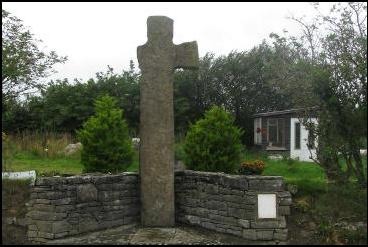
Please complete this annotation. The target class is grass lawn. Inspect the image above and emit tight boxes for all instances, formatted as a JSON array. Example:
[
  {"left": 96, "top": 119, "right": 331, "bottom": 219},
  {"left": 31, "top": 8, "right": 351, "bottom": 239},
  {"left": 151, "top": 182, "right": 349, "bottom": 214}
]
[
  {"left": 4, "top": 151, "right": 139, "bottom": 176},
  {"left": 242, "top": 151, "right": 327, "bottom": 195}
]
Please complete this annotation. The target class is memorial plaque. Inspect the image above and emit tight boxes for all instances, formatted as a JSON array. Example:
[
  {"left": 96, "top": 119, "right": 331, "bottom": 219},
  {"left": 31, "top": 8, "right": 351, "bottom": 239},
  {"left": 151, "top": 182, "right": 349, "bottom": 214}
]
[{"left": 257, "top": 194, "right": 277, "bottom": 218}]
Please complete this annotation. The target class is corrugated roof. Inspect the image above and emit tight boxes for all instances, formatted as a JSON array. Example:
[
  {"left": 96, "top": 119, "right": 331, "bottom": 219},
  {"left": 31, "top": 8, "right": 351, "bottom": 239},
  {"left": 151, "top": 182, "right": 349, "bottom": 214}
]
[{"left": 253, "top": 107, "right": 317, "bottom": 117}]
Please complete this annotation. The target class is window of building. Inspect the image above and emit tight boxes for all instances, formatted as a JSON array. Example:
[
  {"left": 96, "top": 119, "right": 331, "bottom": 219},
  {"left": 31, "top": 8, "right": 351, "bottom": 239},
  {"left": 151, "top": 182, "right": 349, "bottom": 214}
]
[
  {"left": 254, "top": 118, "right": 262, "bottom": 144},
  {"left": 295, "top": 122, "right": 301, "bottom": 149},
  {"left": 267, "top": 118, "right": 285, "bottom": 147}
]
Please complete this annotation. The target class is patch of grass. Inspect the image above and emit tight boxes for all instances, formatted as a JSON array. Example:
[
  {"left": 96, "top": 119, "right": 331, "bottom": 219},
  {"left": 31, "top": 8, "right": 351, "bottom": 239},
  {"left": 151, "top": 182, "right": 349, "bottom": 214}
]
[
  {"left": 3, "top": 131, "right": 140, "bottom": 175},
  {"left": 126, "top": 151, "right": 139, "bottom": 172},
  {"left": 242, "top": 150, "right": 327, "bottom": 195},
  {"left": 9, "top": 153, "right": 84, "bottom": 175},
  {"left": 7, "top": 150, "right": 140, "bottom": 175}
]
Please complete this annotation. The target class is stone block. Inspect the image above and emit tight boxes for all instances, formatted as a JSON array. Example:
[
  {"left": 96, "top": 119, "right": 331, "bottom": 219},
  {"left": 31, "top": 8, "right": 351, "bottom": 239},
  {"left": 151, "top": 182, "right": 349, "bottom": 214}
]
[
  {"left": 38, "top": 231, "right": 55, "bottom": 239},
  {"left": 34, "top": 221, "right": 53, "bottom": 233},
  {"left": 50, "top": 197, "right": 75, "bottom": 205},
  {"left": 182, "top": 197, "right": 200, "bottom": 207},
  {"left": 243, "top": 195, "right": 257, "bottom": 204},
  {"left": 31, "top": 186, "right": 52, "bottom": 192},
  {"left": 228, "top": 207, "right": 245, "bottom": 218},
  {"left": 96, "top": 183, "right": 113, "bottom": 191},
  {"left": 28, "top": 211, "right": 67, "bottom": 221},
  {"left": 208, "top": 214, "right": 238, "bottom": 226},
  {"left": 256, "top": 230, "right": 274, "bottom": 240},
  {"left": 121, "top": 175, "right": 138, "bottom": 184},
  {"left": 242, "top": 229, "right": 257, "bottom": 240},
  {"left": 206, "top": 200, "right": 227, "bottom": 211},
  {"left": 222, "top": 176, "right": 248, "bottom": 190},
  {"left": 274, "top": 229, "right": 288, "bottom": 241},
  {"left": 77, "top": 183, "right": 98, "bottom": 203},
  {"left": 28, "top": 225, "right": 37, "bottom": 231},
  {"left": 279, "top": 197, "right": 292, "bottom": 206},
  {"left": 248, "top": 178, "right": 283, "bottom": 191},
  {"left": 54, "top": 205, "right": 74, "bottom": 213},
  {"left": 201, "top": 221, "right": 217, "bottom": 231},
  {"left": 27, "top": 230, "right": 37, "bottom": 238},
  {"left": 219, "top": 187, "right": 244, "bottom": 196},
  {"left": 36, "top": 177, "right": 64, "bottom": 186},
  {"left": 205, "top": 184, "right": 219, "bottom": 194},
  {"left": 227, "top": 202, "right": 244, "bottom": 209},
  {"left": 222, "top": 195, "right": 243, "bottom": 203},
  {"left": 76, "top": 201, "right": 100, "bottom": 209},
  {"left": 244, "top": 209, "right": 256, "bottom": 219},
  {"left": 225, "top": 228, "right": 242, "bottom": 236},
  {"left": 238, "top": 219, "right": 250, "bottom": 228},
  {"left": 195, "top": 207, "right": 208, "bottom": 217},
  {"left": 279, "top": 206, "right": 291, "bottom": 215},
  {"left": 184, "top": 215, "right": 201, "bottom": 225},
  {"left": 98, "top": 191, "right": 120, "bottom": 201},
  {"left": 54, "top": 232, "right": 69, "bottom": 238},
  {"left": 31, "top": 199, "right": 50, "bottom": 205},
  {"left": 32, "top": 204, "right": 55, "bottom": 212},
  {"left": 251, "top": 216, "right": 286, "bottom": 229},
  {"left": 52, "top": 221, "right": 71, "bottom": 233},
  {"left": 37, "top": 191, "right": 65, "bottom": 200},
  {"left": 78, "top": 217, "right": 98, "bottom": 233}
]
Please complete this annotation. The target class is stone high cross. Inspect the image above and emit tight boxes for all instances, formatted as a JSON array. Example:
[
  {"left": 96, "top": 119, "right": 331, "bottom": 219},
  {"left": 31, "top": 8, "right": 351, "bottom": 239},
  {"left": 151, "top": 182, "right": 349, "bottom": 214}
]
[{"left": 137, "top": 16, "right": 198, "bottom": 227}]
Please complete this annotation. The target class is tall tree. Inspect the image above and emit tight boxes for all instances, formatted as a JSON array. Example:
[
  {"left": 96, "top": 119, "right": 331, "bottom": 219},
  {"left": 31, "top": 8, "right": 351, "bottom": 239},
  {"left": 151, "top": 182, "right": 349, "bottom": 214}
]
[
  {"left": 283, "top": 2, "right": 367, "bottom": 187},
  {"left": 2, "top": 9, "right": 67, "bottom": 101}
]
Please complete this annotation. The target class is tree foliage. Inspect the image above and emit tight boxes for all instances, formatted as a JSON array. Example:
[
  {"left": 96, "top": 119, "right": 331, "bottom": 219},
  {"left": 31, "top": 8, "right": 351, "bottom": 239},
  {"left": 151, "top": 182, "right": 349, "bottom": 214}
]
[
  {"left": 2, "top": 9, "right": 67, "bottom": 101},
  {"left": 284, "top": 2, "right": 367, "bottom": 187},
  {"left": 174, "top": 48, "right": 294, "bottom": 145},
  {"left": 183, "top": 106, "right": 243, "bottom": 173},
  {"left": 2, "top": 66, "right": 140, "bottom": 135},
  {"left": 77, "top": 95, "right": 134, "bottom": 173}
]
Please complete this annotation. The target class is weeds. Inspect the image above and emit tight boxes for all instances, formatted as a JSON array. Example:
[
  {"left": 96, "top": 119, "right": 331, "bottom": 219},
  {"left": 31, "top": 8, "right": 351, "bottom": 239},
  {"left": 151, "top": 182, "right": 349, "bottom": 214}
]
[{"left": 6, "top": 130, "right": 76, "bottom": 159}]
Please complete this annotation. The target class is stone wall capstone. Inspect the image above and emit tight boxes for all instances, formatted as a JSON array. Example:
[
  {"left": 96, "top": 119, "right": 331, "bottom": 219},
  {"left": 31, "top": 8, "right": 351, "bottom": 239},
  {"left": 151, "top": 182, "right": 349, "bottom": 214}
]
[
  {"left": 26, "top": 173, "right": 140, "bottom": 244},
  {"left": 175, "top": 170, "right": 292, "bottom": 244}
]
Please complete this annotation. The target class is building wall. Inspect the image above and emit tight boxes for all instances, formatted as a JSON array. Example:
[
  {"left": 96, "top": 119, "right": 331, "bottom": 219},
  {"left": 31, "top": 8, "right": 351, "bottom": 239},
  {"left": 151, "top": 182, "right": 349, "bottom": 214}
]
[
  {"left": 175, "top": 170, "right": 292, "bottom": 243},
  {"left": 290, "top": 118, "right": 318, "bottom": 162}
]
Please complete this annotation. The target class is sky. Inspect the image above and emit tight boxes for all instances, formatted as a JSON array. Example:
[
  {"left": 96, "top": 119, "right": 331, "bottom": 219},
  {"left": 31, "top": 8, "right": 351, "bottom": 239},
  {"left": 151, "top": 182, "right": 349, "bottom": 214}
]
[{"left": 3, "top": 2, "right": 335, "bottom": 83}]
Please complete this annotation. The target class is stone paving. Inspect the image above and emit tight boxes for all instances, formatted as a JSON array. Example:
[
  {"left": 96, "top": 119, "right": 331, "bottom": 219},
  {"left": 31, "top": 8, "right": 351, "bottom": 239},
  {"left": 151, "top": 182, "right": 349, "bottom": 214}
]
[{"left": 47, "top": 224, "right": 280, "bottom": 245}]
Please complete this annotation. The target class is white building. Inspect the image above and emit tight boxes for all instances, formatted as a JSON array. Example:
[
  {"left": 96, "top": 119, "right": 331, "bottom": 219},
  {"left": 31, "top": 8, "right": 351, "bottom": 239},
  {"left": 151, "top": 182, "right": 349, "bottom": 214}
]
[{"left": 253, "top": 109, "right": 318, "bottom": 162}]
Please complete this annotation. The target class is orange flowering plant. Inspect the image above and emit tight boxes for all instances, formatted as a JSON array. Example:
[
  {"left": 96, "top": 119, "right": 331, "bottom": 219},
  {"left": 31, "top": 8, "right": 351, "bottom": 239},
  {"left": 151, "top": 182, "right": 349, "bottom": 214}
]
[{"left": 238, "top": 160, "right": 265, "bottom": 175}]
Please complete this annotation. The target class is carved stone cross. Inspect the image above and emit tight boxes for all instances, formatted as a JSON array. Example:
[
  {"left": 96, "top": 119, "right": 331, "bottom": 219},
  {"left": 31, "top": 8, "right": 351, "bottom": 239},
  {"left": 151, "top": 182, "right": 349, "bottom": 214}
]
[{"left": 137, "top": 16, "right": 198, "bottom": 227}]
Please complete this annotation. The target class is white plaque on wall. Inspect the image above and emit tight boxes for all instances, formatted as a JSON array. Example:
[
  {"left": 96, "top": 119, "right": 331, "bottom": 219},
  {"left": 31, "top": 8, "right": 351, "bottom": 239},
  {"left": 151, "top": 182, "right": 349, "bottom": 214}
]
[{"left": 258, "top": 194, "right": 277, "bottom": 218}]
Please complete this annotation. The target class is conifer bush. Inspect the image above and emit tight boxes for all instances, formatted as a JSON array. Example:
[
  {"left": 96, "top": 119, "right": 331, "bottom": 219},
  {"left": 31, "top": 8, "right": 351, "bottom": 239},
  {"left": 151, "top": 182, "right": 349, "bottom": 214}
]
[
  {"left": 183, "top": 106, "right": 243, "bottom": 173},
  {"left": 77, "top": 95, "right": 133, "bottom": 173}
]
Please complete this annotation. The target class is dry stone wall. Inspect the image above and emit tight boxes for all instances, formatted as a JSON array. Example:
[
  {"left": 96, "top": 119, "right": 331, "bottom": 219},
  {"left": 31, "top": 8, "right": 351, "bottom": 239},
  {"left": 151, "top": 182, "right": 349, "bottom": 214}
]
[
  {"left": 175, "top": 170, "right": 292, "bottom": 243},
  {"left": 26, "top": 173, "right": 140, "bottom": 243},
  {"left": 25, "top": 170, "right": 292, "bottom": 244}
]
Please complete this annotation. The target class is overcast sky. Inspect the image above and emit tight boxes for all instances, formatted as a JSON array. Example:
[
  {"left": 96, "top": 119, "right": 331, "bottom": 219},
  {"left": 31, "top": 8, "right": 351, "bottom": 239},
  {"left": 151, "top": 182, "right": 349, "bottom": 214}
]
[{"left": 3, "top": 2, "right": 335, "bottom": 82}]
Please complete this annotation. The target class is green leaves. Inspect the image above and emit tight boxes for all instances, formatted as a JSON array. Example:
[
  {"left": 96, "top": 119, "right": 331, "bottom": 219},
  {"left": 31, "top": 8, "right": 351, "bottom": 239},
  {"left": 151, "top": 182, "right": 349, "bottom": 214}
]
[
  {"left": 2, "top": 9, "right": 67, "bottom": 101},
  {"left": 183, "top": 106, "right": 243, "bottom": 174},
  {"left": 77, "top": 95, "right": 134, "bottom": 173}
]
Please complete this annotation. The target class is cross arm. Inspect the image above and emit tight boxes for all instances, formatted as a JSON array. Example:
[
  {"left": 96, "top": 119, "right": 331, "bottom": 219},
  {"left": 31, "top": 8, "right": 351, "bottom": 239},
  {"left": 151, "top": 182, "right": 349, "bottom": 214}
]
[{"left": 174, "top": 41, "right": 199, "bottom": 70}]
